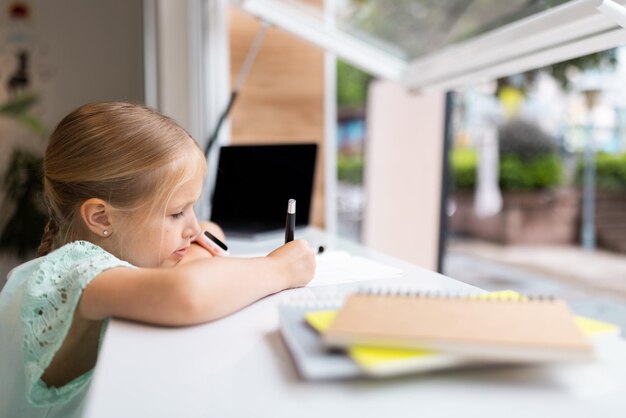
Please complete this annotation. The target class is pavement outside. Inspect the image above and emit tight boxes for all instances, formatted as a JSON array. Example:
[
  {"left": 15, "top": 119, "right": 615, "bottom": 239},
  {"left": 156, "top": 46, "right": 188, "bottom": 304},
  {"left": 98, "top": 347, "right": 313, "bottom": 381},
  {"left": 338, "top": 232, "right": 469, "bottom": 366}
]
[{"left": 444, "top": 239, "right": 626, "bottom": 336}]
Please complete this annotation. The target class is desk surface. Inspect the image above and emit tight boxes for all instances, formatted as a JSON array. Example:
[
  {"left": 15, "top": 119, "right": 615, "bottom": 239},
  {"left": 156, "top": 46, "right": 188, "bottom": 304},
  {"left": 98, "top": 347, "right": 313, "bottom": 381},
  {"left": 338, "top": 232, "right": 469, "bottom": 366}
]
[{"left": 84, "top": 229, "right": 626, "bottom": 418}]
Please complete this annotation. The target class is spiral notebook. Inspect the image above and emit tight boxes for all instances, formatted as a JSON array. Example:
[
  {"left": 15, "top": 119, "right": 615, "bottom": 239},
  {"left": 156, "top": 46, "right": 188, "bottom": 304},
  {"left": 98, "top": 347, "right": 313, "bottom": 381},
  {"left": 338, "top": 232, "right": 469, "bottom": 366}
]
[
  {"left": 323, "top": 291, "right": 594, "bottom": 362},
  {"left": 279, "top": 291, "right": 616, "bottom": 379}
]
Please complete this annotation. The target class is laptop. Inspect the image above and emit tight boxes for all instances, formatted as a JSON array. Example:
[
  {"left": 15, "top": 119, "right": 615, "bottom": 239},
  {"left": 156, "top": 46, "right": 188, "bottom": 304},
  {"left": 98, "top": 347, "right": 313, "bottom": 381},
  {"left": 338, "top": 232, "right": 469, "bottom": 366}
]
[{"left": 210, "top": 143, "right": 317, "bottom": 238}]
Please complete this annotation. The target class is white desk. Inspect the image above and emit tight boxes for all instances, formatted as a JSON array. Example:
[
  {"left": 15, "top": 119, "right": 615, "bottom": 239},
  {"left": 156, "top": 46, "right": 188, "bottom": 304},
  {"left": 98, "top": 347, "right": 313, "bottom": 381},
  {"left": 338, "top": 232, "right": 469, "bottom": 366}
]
[{"left": 84, "top": 228, "right": 626, "bottom": 418}]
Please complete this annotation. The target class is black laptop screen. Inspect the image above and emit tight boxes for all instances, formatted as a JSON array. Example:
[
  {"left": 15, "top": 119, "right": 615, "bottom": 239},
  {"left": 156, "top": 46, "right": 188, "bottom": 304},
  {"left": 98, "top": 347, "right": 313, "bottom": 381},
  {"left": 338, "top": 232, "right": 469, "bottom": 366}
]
[{"left": 210, "top": 143, "right": 317, "bottom": 236}]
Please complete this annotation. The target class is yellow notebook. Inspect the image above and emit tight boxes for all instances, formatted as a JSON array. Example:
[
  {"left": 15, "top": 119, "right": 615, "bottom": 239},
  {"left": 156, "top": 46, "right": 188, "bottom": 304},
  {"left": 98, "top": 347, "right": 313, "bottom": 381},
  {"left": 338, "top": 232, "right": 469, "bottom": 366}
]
[
  {"left": 302, "top": 291, "right": 619, "bottom": 377},
  {"left": 307, "top": 310, "right": 617, "bottom": 376},
  {"left": 320, "top": 290, "right": 595, "bottom": 364}
]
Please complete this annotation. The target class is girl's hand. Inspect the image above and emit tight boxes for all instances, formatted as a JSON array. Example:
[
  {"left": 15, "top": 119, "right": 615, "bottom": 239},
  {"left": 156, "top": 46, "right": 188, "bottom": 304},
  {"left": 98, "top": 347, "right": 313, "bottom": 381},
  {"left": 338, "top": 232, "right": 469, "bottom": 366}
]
[{"left": 267, "top": 239, "right": 316, "bottom": 288}]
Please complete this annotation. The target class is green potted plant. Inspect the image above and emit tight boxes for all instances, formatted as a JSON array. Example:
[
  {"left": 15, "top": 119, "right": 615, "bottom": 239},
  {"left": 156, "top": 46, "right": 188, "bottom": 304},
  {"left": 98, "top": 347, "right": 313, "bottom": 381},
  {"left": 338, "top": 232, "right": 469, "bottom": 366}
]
[{"left": 0, "top": 93, "right": 48, "bottom": 257}]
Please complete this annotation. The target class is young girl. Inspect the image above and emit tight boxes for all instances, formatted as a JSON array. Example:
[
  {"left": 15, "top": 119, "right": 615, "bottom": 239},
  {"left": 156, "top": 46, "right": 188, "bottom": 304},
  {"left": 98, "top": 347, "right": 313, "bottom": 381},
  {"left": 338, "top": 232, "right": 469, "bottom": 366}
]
[{"left": 0, "top": 102, "right": 315, "bottom": 418}]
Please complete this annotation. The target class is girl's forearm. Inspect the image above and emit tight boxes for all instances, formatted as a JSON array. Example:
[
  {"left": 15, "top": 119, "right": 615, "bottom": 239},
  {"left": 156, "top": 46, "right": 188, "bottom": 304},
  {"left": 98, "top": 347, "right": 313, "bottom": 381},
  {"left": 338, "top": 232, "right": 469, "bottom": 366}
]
[
  {"left": 79, "top": 257, "right": 288, "bottom": 326},
  {"left": 176, "top": 256, "right": 288, "bottom": 324},
  {"left": 80, "top": 241, "right": 313, "bottom": 326}
]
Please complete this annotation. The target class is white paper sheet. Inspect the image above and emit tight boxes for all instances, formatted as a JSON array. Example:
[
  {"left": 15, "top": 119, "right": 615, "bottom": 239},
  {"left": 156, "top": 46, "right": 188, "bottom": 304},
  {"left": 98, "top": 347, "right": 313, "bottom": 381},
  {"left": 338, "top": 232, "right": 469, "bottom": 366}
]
[
  {"left": 310, "top": 250, "right": 402, "bottom": 286},
  {"left": 236, "top": 250, "right": 402, "bottom": 286}
]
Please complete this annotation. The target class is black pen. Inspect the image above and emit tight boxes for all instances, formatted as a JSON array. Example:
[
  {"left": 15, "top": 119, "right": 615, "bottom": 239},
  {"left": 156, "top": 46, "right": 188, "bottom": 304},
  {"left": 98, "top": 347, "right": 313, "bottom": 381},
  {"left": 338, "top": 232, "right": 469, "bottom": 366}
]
[
  {"left": 285, "top": 198, "right": 296, "bottom": 243},
  {"left": 203, "top": 231, "right": 230, "bottom": 256}
]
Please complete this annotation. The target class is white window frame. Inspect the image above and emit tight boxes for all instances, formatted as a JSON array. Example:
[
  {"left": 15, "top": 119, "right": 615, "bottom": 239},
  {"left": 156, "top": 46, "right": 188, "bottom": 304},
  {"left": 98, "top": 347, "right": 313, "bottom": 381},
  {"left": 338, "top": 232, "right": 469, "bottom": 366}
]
[
  {"left": 236, "top": 0, "right": 406, "bottom": 81},
  {"left": 404, "top": 0, "right": 626, "bottom": 91},
  {"left": 147, "top": 0, "right": 626, "bottom": 230},
  {"left": 237, "top": 0, "right": 626, "bottom": 91}
]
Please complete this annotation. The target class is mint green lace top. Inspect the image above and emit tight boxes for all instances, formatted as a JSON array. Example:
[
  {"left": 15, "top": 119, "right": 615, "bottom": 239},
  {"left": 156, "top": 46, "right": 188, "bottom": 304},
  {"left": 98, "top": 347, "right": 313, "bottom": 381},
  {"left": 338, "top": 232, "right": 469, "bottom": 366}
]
[{"left": 0, "top": 241, "right": 134, "bottom": 418}]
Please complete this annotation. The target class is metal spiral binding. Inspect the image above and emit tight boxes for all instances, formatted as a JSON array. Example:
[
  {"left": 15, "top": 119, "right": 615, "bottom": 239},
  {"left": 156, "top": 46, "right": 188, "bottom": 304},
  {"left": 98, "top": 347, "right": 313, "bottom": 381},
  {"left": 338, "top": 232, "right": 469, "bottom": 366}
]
[
  {"left": 280, "top": 293, "right": 345, "bottom": 309},
  {"left": 355, "top": 287, "right": 555, "bottom": 302}
]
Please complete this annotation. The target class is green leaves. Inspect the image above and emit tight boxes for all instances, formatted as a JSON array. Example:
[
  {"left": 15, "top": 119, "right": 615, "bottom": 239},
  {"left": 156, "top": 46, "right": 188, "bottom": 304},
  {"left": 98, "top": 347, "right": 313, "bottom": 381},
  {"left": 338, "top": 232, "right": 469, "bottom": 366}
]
[
  {"left": 0, "top": 93, "right": 47, "bottom": 136},
  {"left": 451, "top": 149, "right": 562, "bottom": 191},
  {"left": 337, "top": 60, "right": 374, "bottom": 106},
  {"left": 338, "top": 154, "right": 365, "bottom": 184},
  {"left": 499, "top": 154, "right": 561, "bottom": 191},
  {"left": 576, "top": 153, "right": 626, "bottom": 192},
  {"left": 0, "top": 149, "right": 46, "bottom": 257},
  {"left": 450, "top": 148, "right": 477, "bottom": 190},
  {"left": 0, "top": 94, "right": 48, "bottom": 256},
  {"left": 0, "top": 93, "right": 38, "bottom": 116}
]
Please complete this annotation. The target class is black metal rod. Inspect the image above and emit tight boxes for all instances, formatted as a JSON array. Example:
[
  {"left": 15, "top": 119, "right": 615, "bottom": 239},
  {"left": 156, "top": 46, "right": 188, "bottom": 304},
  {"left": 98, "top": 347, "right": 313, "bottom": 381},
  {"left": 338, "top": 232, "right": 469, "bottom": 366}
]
[{"left": 437, "top": 91, "right": 454, "bottom": 274}]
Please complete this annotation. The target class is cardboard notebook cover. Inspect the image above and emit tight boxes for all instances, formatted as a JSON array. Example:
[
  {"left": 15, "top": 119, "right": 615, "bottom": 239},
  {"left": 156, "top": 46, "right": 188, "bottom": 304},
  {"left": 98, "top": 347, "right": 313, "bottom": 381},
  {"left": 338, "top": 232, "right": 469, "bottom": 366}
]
[{"left": 323, "top": 293, "right": 594, "bottom": 362}]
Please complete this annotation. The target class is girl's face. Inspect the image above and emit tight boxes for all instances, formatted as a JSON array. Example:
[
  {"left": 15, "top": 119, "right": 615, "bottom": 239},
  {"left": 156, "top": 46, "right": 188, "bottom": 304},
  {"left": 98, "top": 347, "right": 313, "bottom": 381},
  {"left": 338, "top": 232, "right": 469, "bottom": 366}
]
[{"left": 112, "top": 170, "right": 204, "bottom": 268}]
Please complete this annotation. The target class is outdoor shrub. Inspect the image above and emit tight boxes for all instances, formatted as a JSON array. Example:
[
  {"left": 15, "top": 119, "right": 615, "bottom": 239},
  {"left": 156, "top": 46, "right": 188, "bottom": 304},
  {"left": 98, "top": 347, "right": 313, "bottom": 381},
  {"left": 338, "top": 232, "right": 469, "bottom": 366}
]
[
  {"left": 576, "top": 152, "right": 626, "bottom": 191},
  {"left": 450, "top": 148, "right": 477, "bottom": 189},
  {"left": 451, "top": 150, "right": 561, "bottom": 191},
  {"left": 338, "top": 154, "right": 364, "bottom": 184},
  {"left": 337, "top": 60, "right": 373, "bottom": 106},
  {"left": 499, "top": 154, "right": 561, "bottom": 190},
  {"left": 452, "top": 118, "right": 562, "bottom": 191}
]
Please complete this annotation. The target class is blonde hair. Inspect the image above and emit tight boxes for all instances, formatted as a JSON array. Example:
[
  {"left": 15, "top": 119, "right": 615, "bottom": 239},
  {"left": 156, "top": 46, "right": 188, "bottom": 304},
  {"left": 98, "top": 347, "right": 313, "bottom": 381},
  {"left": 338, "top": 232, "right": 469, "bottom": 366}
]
[{"left": 38, "top": 102, "right": 207, "bottom": 256}]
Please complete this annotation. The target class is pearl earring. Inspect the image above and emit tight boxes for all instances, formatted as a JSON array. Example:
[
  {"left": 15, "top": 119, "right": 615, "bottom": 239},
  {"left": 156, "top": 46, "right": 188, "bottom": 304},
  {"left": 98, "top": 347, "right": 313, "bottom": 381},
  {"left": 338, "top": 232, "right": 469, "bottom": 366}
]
[{"left": 103, "top": 230, "right": 109, "bottom": 236}]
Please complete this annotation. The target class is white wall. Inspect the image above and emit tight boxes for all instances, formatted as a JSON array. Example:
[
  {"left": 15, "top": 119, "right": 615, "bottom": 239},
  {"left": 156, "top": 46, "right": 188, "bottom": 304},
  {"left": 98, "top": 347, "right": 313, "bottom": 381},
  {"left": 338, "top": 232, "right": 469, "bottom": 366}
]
[
  {"left": 0, "top": 0, "right": 144, "bottom": 287},
  {"left": 362, "top": 80, "right": 445, "bottom": 271},
  {"left": 0, "top": 0, "right": 144, "bottom": 128}
]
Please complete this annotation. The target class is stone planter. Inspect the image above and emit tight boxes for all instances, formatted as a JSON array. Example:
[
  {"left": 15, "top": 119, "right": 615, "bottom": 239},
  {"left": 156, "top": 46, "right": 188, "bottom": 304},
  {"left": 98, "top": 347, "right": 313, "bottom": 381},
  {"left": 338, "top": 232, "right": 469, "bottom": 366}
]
[{"left": 450, "top": 188, "right": 580, "bottom": 245}]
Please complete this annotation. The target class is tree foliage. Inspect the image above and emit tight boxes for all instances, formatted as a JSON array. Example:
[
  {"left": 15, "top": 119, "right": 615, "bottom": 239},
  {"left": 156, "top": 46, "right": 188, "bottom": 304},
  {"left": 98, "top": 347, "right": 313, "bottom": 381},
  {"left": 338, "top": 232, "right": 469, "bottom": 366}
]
[{"left": 337, "top": 60, "right": 374, "bottom": 106}]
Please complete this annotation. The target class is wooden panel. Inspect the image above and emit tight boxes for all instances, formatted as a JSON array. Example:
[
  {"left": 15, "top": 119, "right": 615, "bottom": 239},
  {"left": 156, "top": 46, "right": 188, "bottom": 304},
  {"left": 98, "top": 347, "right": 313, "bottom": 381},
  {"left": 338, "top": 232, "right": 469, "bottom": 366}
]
[{"left": 228, "top": 7, "right": 325, "bottom": 227}]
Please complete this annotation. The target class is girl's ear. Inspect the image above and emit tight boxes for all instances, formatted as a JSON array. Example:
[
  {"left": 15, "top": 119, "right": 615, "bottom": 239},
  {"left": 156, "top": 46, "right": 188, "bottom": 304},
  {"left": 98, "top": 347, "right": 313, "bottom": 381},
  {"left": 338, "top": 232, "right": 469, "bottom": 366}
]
[{"left": 80, "top": 198, "right": 113, "bottom": 237}]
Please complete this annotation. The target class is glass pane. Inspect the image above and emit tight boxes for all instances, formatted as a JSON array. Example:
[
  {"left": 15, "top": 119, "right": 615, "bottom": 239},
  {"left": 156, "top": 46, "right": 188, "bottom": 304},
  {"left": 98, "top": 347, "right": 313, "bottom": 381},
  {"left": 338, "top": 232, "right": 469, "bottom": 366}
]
[{"left": 334, "top": 0, "right": 572, "bottom": 60}]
